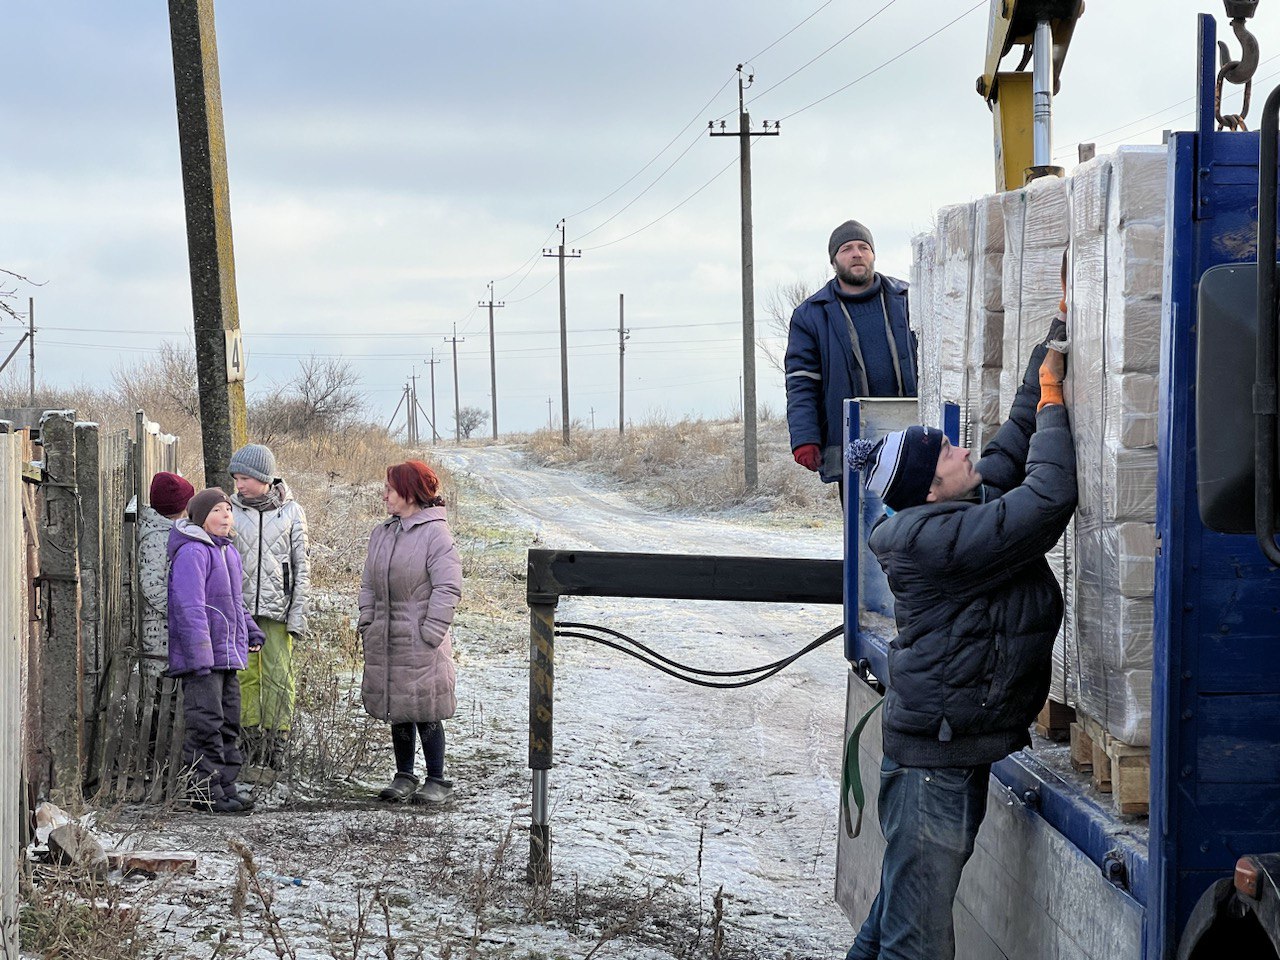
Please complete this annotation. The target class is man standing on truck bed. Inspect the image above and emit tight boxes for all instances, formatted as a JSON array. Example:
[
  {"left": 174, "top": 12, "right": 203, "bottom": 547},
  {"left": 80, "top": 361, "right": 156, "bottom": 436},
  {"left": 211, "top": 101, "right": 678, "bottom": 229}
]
[
  {"left": 843, "top": 297, "right": 1075, "bottom": 960},
  {"left": 785, "top": 219, "right": 917, "bottom": 493}
]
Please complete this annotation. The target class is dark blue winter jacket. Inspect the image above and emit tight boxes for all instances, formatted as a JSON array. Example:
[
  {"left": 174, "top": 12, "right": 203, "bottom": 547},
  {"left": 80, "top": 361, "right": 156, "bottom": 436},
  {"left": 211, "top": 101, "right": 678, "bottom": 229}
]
[
  {"left": 784, "top": 275, "right": 917, "bottom": 482},
  {"left": 868, "top": 334, "right": 1076, "bottom": 768}
]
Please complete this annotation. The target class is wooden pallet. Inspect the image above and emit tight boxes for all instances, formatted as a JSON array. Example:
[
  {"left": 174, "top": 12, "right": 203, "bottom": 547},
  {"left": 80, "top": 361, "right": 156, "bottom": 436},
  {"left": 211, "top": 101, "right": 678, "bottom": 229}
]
[
  {"left": 1035, "top": 698, "right": 1076, "bottom": 741},
  {"left": 1069, "top": 715, "right": 1149, "bottom": 816}
]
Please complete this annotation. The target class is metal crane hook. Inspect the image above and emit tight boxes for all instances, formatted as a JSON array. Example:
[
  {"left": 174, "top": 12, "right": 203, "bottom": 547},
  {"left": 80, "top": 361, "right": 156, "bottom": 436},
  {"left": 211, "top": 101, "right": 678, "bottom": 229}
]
[{"left": 1216, "top": 16, "right": 1261, "bottom": 130}]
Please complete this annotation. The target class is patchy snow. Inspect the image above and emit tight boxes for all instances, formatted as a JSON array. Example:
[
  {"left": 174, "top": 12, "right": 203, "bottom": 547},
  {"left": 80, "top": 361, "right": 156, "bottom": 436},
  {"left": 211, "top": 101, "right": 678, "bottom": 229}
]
[{"left": 56, "top": 445, "right": 854, "bottom": 959}]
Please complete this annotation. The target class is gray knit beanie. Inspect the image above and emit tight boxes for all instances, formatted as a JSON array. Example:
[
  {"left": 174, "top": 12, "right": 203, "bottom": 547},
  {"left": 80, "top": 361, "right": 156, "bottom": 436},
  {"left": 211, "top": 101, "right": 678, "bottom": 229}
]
[
  {"left": 228, "top": 443, "right": 278, "bottom": 484},
  {"left": 828, "top": 220, "right": 875, "bottom": 261}
]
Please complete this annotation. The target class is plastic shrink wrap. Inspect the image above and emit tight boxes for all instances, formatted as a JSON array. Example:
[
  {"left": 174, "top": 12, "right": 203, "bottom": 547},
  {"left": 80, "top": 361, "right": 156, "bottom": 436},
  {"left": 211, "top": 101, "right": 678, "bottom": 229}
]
[{"left": 1066, "top": 146, "right": 1166, "bottom": 746}]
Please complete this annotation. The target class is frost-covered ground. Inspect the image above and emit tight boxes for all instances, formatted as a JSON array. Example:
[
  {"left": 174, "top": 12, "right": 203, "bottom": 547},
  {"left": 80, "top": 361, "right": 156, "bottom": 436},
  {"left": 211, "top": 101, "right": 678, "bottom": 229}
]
[{"left": 50, "top": 446, "right": 853, "bottom": 960}]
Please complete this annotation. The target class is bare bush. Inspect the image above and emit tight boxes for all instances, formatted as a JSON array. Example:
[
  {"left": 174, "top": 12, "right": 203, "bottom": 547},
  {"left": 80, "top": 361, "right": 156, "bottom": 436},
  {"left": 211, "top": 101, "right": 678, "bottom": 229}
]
[
  {"left": 522, "top": 413, "right": 836, "bottom": 514},
  {"left": 250, "top": 356, "right": 366, "bottom": 444},
  {"left": 19, "top": 867, "right": 155, "bottom": 959},
  {"left": 759, "top": 276, "right": 822, "bottom": 374},
  {"left": 112, "top": 341, "right": 202, "bottom": 424}
]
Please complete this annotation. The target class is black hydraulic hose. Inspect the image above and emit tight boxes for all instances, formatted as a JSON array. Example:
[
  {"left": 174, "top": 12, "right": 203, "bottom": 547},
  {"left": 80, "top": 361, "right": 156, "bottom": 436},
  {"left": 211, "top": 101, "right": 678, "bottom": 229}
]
[
  {"left": 553, "top": 623, "right": 844, "bottom": 689},
  {"left": 1258, "top": 84, "right": 1280, "bottom": 564}
]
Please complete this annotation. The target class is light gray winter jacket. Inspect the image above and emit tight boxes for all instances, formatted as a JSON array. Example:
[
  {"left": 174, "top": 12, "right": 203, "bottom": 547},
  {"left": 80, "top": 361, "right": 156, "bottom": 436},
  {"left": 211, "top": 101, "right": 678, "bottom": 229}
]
[
  {"left": 358, "top": 506, "right": 462, "bottom": 723},
  {"left": 230, "top": 481, "right": 311, "bottom": 636},
  {"left": 137, "top": 504, "right": 176, "bottom": 677}
]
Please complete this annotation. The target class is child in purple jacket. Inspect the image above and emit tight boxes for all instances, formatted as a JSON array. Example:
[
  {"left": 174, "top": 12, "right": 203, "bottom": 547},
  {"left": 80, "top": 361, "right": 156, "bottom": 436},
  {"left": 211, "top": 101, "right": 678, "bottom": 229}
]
[{"left": 168, "top": 488, "right": 265, "bottom": 813}]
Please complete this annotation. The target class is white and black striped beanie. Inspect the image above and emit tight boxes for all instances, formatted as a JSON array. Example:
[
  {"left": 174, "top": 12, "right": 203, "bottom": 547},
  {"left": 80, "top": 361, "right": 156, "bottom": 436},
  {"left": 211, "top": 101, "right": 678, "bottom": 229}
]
[{"left": 846, "top": 426, "right": 945, "bottom": 511}]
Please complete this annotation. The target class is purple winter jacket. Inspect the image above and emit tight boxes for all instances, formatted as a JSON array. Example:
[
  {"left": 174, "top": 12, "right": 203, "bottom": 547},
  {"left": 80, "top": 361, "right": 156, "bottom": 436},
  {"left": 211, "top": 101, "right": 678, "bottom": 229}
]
[{"left": 167, "top": 520, "right": 265, "bottom": 676}]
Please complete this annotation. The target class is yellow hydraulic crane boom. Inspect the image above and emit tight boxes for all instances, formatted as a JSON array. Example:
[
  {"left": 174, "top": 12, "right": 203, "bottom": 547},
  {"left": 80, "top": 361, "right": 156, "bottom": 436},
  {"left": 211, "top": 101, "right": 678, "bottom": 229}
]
[{"left": 976, "top": 0, "right": 1085, "bottom": 191}]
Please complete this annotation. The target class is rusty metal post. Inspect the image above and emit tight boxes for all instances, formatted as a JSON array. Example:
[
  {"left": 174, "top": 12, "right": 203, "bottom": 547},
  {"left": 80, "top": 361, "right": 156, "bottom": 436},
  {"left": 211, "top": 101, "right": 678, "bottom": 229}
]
[
  {"left": 168, "top": 0, "right": 248, "bottom": 491},
  {"left": 528, "top": 600, "right": 556, "bottom": 883}
]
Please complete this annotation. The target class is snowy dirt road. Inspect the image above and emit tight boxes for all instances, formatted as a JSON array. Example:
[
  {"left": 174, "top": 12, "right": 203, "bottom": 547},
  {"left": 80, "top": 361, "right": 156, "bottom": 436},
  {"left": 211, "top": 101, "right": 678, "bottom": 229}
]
[
  {"left": 437, "top": 446, "right": 853, "bottom": 954},
  {"left": 82, "top": 446, "right": 854, "bottom": 960}
]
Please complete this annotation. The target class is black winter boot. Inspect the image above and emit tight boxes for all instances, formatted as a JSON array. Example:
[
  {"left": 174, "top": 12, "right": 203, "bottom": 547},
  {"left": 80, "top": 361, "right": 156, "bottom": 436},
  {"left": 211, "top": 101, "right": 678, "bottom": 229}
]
[{"left": 378, "top": 772, "right": 419, "bottom": 802}]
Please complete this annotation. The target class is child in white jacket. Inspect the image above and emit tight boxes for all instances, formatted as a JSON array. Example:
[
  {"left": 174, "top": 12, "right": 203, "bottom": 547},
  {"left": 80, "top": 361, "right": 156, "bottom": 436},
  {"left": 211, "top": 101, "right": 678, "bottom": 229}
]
[{"left": 227, "top": 443, "right": 311, "bottom": 773}]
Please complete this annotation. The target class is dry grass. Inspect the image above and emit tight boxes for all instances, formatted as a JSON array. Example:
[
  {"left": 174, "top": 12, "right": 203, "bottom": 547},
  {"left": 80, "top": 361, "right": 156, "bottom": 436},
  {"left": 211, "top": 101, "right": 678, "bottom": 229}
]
[{"left": 521, "top": 412, "right": 838, "bottom": 515}]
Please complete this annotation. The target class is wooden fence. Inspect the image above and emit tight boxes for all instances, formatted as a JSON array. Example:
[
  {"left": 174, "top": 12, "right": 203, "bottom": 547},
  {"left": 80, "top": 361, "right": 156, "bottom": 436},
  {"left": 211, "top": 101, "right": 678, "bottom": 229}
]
[
  {"left": 97, "top": 414, "right": 186, "bottom": 802},
  {"left": 0, "top": 423, "right": 29, "bottom": 959}
]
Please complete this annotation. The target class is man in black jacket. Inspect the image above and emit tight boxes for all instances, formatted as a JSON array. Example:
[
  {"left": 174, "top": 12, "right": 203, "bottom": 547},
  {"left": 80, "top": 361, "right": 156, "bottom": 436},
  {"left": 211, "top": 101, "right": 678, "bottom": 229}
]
[{"left": 844, "top": 320, "right": 1076, "bottom": 960}]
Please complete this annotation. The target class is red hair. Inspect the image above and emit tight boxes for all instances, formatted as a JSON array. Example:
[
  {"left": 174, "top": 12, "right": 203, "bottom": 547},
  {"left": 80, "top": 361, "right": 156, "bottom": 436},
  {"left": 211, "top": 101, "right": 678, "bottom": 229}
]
[{"left": 386, "top": 461, "right": 444, "bottom": 507}]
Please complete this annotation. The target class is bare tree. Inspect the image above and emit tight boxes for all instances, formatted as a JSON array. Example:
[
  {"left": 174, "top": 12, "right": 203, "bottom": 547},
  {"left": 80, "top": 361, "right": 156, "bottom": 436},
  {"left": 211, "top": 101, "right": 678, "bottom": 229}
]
[
  {"left": 758, "top": 276, "right": 822, "bottom": 374},
  {"left": 292, "top": 355, "right": 365, "bottom": 430},
  {"left": 454, "top": 405, "right": 488, "bottom": 440},
  {"left": 0, "top": 268, "right": 39, "bottom": 324},
  {"left": 250, "top": 355, "right": 366, "bottom": 443},
  {"left": 112, "top": 341, "right": 201, "bottom": 421}
]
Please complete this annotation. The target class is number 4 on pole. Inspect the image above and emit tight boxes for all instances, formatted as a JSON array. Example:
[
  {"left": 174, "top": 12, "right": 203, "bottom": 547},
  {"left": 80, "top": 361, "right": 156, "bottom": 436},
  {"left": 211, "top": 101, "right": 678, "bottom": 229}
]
[{"left": 224, "top": 328, "right": 246, "bottom": 383}]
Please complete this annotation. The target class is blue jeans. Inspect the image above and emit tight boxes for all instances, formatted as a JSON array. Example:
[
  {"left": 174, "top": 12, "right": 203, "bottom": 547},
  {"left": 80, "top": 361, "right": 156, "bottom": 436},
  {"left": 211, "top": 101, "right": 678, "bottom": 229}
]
[{"left": 846, "top": 757, "right": 991, "bottom": 960}]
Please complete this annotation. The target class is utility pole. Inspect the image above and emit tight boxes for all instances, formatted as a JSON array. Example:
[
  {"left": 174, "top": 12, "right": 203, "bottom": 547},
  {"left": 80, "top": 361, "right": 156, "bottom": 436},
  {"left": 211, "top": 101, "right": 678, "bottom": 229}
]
[
  {"left": 385, "top": 384, "right": 408, "bottom": 435},
  {"left": 618, "top": 293, "right": 628, "bottom": 437},
  {"left": 479, "top": 281, "right": 504, "bottom": 441},
  {"left": 425, "top": 350, "right": 441, "bottom": 444},
  {"left": 168, "top": 0, "right": 249, "bottom": 490},
  {"left": 710, "top": 64, "right": 779, "bottom": 493},
  {"left": 590, "top": 407, "right": 596, "bottom": 431},
  {"left": 408, "top": 371, "right": 420, "bottom": 445},
  {"left": 546, "top": 397, "right": 553, "bottom": 431},
  {"left": 445, "top": 324, "right": 465, "bottom": 444},
  {"left": 28, "top": 297, "right": 35, "bottom": 404},
  {"left": 543, "top": 219, "right": 581, "bottom": 444}
]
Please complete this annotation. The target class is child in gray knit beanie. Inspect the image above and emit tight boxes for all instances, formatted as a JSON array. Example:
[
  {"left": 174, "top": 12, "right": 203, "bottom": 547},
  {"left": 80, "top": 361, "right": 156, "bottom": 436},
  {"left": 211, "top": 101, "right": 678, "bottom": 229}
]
[{"left": 227, "top": 443, "right": 311, "bottom": 784}]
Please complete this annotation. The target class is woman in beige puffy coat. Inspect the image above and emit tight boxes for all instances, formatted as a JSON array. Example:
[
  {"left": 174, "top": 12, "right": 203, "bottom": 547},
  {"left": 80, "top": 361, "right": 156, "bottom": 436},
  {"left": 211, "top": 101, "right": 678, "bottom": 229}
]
[{"left": 358, "top": 460, "right": 462, "bottom": 804}]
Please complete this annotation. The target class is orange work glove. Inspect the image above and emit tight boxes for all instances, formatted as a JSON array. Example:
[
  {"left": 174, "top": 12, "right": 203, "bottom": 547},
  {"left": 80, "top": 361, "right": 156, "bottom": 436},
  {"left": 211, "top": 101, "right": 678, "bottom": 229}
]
[{"left": 1038, "top": 348, "right": 1065, "bottom": 411}]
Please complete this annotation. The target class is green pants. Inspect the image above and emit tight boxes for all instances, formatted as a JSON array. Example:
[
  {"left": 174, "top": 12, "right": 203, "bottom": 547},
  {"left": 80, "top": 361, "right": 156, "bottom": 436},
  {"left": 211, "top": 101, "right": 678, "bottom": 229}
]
[{"left": 239, "top": 617, "right": 295, "bottom": 731}]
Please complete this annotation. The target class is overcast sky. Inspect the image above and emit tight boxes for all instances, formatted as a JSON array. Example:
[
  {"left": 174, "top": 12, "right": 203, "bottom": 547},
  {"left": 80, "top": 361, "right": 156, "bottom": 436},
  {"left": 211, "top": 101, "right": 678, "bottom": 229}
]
[{"left": 5, "top": 2, "right": 1278, "bottom": 436}]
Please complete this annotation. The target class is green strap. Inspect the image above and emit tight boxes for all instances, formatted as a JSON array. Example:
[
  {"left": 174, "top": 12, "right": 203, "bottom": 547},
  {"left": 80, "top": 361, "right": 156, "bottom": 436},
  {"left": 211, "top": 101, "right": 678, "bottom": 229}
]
[{"left": 841, "top": 697, "right": 885, "bottom": 839}]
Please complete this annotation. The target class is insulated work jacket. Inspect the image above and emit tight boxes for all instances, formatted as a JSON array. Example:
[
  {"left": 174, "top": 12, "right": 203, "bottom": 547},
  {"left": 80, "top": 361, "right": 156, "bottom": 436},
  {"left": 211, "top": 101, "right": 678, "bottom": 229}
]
[
  {"left": 868, "top": 334, "right": 1076, "bottom": 768},
  {"left": 230, "top": 482, "right": 310, "bottom": 636},
  {"left": 167, "top": 521, "right": 265, "bottom": 676},
  {"left": 358, "top": 506, "right": 463, "bottom": 723},
  {"left": 785, "top": 275, "right": 917, "bottom": 482}
]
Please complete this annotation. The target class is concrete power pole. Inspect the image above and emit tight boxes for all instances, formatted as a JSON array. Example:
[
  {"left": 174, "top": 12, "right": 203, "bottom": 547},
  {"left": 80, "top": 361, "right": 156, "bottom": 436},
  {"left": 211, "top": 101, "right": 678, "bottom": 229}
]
[
  {"left": 618, "top": 294, "right": 629, "bottom": 437},
  {"left": 168, "top": 0, "right": 249, "bottom": 490},
  {"left": 425, "top": 350, "right": 442, "bottom": 444},
  {"left": 479, "top": 281, "right": 504, "bottom": 441},
  {"left": 543, "top": 219, "right": 581, "bottom": 445},
  {"left": 408, "top": 371, "right": 420, "bottom": 445},
  {"left": 28, "top": 298, "right": 35, "bottom": 404},
  {"left": 445, "top": 325, "right": 465, "bottom": 444},
  {"left": 710, "top": 64, "right": 779, "bottom": 493}
]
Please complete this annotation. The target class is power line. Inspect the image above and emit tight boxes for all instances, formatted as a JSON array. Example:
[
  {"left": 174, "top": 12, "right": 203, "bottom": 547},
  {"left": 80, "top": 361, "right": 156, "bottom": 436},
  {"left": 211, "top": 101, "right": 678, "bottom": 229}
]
[
  {"left": 39, "top": 319, "right": 743, "bottom": 338},
  {"left": 569, "top": 129, "right": 707, "bottom": 245},
  {"left": 778, "top": 1, "right": 985, "bottom": 122},
  {"left": 582, "top": 153, "right": 739, "bottom": 251},
  {"left": 746, "top": 0, "right": 898, "bottom": 108},
  {"left": 1055, "top": 60, "right": 1280, "bottom": 160},
  {"left": 744, "top": 0, "right": 839, "bottom": 63},
  {"left": 504, "top": 271, "right": 558, "bottom": 304},
  {"left": 568, "top": 71, "right": 738, "bottom": 222}
]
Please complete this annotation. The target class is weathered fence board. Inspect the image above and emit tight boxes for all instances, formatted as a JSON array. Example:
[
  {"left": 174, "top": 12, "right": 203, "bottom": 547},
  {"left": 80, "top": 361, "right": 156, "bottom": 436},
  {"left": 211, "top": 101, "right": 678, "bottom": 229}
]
[{"left": 0, "top": 424, "right": 25, "bottom": 957}]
